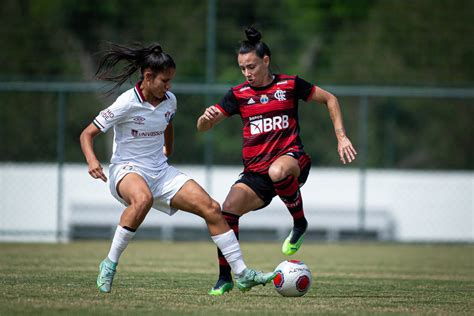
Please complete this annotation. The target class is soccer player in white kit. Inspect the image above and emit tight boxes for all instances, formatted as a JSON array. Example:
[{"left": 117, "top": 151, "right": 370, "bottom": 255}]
[{"left": 79, "top": 42, "right": 275, "bottom": 294}]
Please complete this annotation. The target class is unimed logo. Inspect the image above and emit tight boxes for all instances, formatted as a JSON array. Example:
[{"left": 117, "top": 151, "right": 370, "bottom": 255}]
[{"left": 250, "top": 115, "right": 289, "bottom": 135}]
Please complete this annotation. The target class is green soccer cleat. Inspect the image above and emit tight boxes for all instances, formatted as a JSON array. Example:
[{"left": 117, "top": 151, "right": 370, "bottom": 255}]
[
  {"left": 282, "top": 230, "right": 306, "bottom": 256},
  {"left": 236, "top": 268, "right": 277, "bottom": 292},
  {"left": 208, "top": 279, "right": 234, "bottom": 296},
  {"left": 96, "top": 257, "right": 117, "bottom": 293}
]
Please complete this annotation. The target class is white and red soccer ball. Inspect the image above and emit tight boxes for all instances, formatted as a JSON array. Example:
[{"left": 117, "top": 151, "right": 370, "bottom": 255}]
[{"left": 273, "top": 260, "right": 312, "bottom": 297}]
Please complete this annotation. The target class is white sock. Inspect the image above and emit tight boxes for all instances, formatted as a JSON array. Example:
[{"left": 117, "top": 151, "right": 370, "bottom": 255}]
[
  {"left": 211, "top": 230, "right": 247, "bottom": 276},
  {"left": 107, "top": 225, "right": 136, "bottom": 263}
]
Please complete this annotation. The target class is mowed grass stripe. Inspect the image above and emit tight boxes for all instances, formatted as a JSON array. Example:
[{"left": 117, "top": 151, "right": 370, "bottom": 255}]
[{"left": 0, "top": 241, "right": 472, "bottom": 315}]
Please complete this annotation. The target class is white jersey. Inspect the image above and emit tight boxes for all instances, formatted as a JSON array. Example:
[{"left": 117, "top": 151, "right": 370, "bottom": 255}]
[{"left": 93, "top": 82, "right": 177, "bottom": 174}]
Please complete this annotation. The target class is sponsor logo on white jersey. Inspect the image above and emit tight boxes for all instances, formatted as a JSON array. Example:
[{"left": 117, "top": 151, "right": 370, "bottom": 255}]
[
  {"left": 260, "top": 94, "right": 269, "bottom": 104},
  {"left": 101, "top": 109, "right": 115, "bottom": 120},
  {"left": 132, "top": 116, "right": 146, "bottom": 125},
  {"left": 247, "top": 98, "right": 256, "bottom": 104},
  {"left": 249, "top": 115, "right": 289, "bottom": 135},
  {"left": 131, "top": 129, "right": 165, "bottom": 137},
  {"left": 274, "top": 89, "right": 286, "bottom": 101}
]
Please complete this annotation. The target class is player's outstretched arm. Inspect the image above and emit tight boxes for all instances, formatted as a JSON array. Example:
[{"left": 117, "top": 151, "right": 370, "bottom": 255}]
[
  {"left": 311, "top": 86, "right": 357, "bottom": 164},
  {"left": 80, "top": 123, "right": 108, "bottom": 182},
  {"left": 197, "top": 105, "right": 226, "bottom": 132}
]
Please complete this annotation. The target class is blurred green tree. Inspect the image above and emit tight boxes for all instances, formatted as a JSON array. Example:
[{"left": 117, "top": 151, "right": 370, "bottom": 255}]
[{"left": 0, "top": 0, "right": 472, "bottom": 169}]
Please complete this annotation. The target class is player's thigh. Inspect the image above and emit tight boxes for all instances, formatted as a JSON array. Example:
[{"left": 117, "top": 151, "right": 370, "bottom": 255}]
[
  {"left": 170, "top": 179, "right": 217, "bottom": 215},
  {"left": 268, "top": 155, "right": 300, "bottom": 181},
  {"left": 117, "top": 172, "right": 153, "bottom": 206},
  {"left": 222, "top": 183, "right": 265, "bottom": 216}
]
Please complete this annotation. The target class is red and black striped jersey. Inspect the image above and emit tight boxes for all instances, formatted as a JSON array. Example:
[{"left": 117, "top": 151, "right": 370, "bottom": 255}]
[{"left": 216, "top": 74, "right": 315, "bottom": 174}]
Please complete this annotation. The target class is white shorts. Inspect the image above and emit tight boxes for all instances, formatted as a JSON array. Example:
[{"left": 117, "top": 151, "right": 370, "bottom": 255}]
[{"left": 109, "top": 163, "right": 191, "bottom": 215}]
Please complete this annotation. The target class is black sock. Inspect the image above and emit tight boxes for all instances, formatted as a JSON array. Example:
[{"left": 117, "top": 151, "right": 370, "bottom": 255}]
[
  {"left": 290, "top": 217, "right": 308, "bottom": 243},
  {"left": 216, "top": 267, "right": 232, "bottom": 284}
]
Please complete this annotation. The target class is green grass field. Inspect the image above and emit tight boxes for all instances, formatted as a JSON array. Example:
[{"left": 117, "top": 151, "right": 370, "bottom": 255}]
[{"left": 0, "top": 241, "right": 472, "bottom": 315}]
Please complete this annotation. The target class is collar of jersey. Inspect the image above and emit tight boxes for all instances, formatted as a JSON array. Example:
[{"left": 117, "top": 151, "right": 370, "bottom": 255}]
[
  {"left": 134, "top": 82, "right": 146, "bottom": 103},
  {"left": 134, "top": 81, "right": 170, "bottom": 107},
  {"left": 247, "top": 74, "right": 278, "bottom": 91}
]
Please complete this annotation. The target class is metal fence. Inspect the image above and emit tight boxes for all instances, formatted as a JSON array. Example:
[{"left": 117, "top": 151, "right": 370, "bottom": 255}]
[{"left": 0, "top": 82, "right": 473, "bottom": 242}]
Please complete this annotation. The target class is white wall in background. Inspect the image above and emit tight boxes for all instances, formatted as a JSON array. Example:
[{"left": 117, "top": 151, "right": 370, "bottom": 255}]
[{"left": 0, "top": 164, "right": 472, "bottom": 242}]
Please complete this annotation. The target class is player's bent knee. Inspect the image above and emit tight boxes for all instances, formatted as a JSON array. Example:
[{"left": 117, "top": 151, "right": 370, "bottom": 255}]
[
  {"left": 222, "top": 200, "right": 239, "bottom": 214},
  {"left": 207, "top": 200, "right": 222, "bottom": 216},
  {"left": 200, "top": 200, "right": 222, "bottom": 222},
  {"left": 131, "top": 193, "right": 153, "bottom": 212},
  {"left": 268, "top": 164, "right": 286, "bottom": 182},
  {"left": 211, "top": 199, "right": 221, "bottom": 212}
]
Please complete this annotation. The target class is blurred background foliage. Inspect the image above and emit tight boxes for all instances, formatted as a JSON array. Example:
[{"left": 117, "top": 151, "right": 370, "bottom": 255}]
[{"left": 0, "top": 0, "right": 472, "bottom": 169}]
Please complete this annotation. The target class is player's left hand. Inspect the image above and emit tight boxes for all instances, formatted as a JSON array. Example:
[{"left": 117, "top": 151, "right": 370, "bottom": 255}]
[{"left": 338, "top": 136, "right": 357, "bottom": 164}]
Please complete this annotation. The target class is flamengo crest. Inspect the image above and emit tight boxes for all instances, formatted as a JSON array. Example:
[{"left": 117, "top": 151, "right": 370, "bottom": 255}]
[{"left": 274, "top": 89, "right": 286, "bottom": 101}]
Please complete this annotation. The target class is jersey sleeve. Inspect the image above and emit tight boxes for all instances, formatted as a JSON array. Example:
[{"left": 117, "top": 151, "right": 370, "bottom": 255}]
[
  {"left": 216, "top": 90, "right": 239, "bottom": 116},
  {"left": 294, "top": 76, "right": 316, "bottom": 102},
  {"left": 93, "top": 95, "right": 131, "bottom": 133},
  {"left": 168, "top": 92, "right": 177, "bottom": 123}
]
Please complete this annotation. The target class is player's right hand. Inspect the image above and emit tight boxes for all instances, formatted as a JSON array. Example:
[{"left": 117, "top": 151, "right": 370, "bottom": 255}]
[
  {"left": 202, "top": 105, "right": 220, "bottom": 121},
  {"left": 88, "top": 160, "right": 107, "bottom": 182},
  {"left": 198, "top": 105, "right": 225, "bottom": 131}
]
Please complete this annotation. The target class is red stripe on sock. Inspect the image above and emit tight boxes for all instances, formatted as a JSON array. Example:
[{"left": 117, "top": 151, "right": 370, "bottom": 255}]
[
  {"left": 223, "top": 212, "right": 240, "bottom": 237},
  {"left": 218, "top": 256, "right": 228, "bottom": 265},
  {"left": 274, "top": 176, "right": 293, "bottom": 187},
  {"left": 290, "top": 210, "right": 305, "bottom": 219},
  {"left": 274, "top": 176, "right": 299, "bottom": 197}
]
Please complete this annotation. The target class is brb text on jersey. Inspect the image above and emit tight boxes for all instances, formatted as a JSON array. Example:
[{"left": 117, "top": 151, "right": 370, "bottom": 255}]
[{"left": 216, "top": 75, "right": 315, "bottom": 174}]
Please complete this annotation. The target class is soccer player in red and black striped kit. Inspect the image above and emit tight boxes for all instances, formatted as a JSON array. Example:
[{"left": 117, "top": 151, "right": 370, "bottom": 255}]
[{"left": 197, "top": 27, "right": 357, "bottom": 296}]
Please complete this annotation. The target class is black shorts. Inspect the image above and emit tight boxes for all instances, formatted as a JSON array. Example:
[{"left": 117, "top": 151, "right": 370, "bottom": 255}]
[{"left": 235, "top": 152, "right": 312, "bottom": 210}]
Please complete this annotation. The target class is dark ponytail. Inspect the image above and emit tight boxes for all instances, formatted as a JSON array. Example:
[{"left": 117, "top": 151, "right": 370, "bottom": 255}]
[
  {"left": 239, "top": 26, "right": 271, "bottom": 60},
  {"left": 95, "top": 42, "right": 176, "bottom": 93}
]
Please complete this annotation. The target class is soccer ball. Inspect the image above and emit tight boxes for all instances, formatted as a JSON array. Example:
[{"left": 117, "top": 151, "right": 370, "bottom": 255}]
[{"left": 273, "top": 260, "right": 312, "bottom": 297}]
